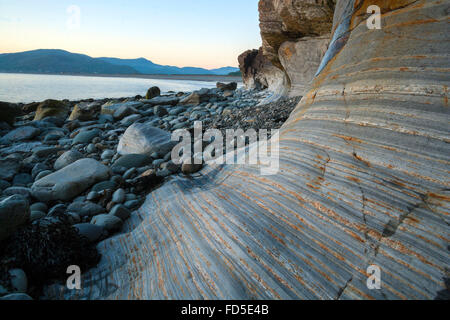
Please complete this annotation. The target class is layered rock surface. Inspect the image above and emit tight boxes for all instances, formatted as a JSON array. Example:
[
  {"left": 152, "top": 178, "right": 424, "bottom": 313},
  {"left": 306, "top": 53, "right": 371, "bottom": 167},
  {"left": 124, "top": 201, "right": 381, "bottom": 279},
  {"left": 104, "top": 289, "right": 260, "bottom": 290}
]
[{"left": 44, "top": 0, "right": 450, "bottom": 299}]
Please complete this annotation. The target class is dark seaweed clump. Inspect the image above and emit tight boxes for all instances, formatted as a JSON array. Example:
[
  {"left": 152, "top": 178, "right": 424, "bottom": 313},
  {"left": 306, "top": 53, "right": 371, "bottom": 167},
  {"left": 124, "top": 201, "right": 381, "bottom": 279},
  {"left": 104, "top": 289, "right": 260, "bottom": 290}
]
[{"left": 0, "top": 214, "right": 100, "bottom": 298}]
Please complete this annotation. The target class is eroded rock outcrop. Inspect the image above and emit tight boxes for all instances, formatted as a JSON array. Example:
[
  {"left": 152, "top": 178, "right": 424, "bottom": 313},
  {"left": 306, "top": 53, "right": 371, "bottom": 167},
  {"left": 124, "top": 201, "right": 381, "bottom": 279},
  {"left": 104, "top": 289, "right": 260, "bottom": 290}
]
[
  {"left": 45, "top": 0, "right": 449, "bottom": 300},
  {"left": 240, "top": 0, "right": 335, "bottom": 97}
]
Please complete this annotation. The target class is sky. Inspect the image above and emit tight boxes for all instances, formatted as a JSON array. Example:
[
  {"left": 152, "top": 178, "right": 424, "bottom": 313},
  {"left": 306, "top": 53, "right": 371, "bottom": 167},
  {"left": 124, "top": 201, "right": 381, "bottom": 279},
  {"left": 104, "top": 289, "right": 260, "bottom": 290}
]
[{"left": 0, "top": 0, "right": 262, "bottom": 69}]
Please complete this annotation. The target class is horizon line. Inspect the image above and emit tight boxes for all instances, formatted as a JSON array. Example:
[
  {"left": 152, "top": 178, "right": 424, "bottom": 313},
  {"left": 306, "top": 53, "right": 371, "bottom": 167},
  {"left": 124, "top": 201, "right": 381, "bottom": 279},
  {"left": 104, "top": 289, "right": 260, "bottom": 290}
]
[{"left": 0, "top": 48, "right": 241, "bottom": 70}]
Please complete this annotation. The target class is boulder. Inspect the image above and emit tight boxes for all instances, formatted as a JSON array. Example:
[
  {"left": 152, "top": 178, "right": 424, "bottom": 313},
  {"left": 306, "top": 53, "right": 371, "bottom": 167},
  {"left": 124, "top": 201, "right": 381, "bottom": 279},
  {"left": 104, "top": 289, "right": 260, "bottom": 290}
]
[
  {"left": 0, "top": 126, "right": 40, "bottom": 144},
  {"left": 216, "top": 82, "right": 237, "bottom": 91},
  {"left": 68, "top": 101, "right": 101, "bottom": 121},
  {"left": 31, "top": 159, "right": 110, "bottom": 202},
  {"left": 34, "top": 100, "right": 69, "bottom": 121},
  {"left": 0, "top": 102, "right": 21, "bottom": 126},
  {"left": 117, "top": 123, "right": 175, "bottom": 156},
  {"left": 146, "top": 87, "right": 161, "bottom": 100},
  {"left": 54, "top": 150, "right": 84, "bottom": 170},
  {"left": 0, "top": 195, "right": 30, "bottom": 241}
]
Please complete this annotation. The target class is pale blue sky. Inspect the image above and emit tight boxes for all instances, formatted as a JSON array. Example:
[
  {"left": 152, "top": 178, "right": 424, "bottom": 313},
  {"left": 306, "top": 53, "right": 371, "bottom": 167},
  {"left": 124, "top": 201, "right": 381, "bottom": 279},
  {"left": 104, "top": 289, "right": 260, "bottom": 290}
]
[{"left": 0, "top": 0, "right": 261, "bottom": 68}]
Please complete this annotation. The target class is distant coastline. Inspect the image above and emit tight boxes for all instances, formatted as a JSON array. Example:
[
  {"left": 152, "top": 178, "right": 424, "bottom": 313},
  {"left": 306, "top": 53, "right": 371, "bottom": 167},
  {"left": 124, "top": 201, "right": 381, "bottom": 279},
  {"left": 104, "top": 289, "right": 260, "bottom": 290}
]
[{"left": 0, "top": 71, "right": 242, "bottom": 83}]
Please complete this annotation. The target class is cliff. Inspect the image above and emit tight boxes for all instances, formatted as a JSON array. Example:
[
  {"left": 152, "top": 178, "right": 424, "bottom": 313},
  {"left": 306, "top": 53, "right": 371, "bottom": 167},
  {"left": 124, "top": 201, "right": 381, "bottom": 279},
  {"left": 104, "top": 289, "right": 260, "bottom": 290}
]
[
  {"left": 239, "top": 0, "right": 335, "bottom": 97},
  {"left": 45, "top": 0, "right": 449, "bottom": 299}
]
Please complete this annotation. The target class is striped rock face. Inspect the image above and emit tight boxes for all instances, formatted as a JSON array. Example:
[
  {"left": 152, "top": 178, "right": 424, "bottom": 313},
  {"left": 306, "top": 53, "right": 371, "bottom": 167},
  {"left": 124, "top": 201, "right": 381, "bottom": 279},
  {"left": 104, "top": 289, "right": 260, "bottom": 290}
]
[{"left": 45, "top": 0, "right": 449, "bottom": 299}]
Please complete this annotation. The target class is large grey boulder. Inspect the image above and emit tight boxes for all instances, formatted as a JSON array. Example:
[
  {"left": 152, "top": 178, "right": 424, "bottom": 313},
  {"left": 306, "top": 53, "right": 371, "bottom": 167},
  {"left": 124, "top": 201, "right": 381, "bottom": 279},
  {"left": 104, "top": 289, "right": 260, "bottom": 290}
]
[
  {"left": 117, "top": 123, "right": 175, "bottom": 156},
  {"left": 0, "top": 195, "right": 30, "bottom": 241},
  {"left": 31, "top": 159, "right": 110, "bottom": 202},
  {"left": 54, "top": 150, "right": 84, "bottom": 170}
]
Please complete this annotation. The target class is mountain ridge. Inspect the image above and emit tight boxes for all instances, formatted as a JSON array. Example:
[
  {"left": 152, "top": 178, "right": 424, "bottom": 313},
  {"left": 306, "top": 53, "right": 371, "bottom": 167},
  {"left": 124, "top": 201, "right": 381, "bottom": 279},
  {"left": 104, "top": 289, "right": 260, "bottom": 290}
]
[{"left": 0, "top": 49, "right": 239, "bottom": 76}]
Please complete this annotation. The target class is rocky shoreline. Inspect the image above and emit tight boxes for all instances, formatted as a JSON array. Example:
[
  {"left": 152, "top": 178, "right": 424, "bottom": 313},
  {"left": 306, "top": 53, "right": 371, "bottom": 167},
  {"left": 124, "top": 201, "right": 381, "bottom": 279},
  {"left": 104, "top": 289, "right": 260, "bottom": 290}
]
[{"left": 0, "top": 83, "right": 300, "bottom": 299}]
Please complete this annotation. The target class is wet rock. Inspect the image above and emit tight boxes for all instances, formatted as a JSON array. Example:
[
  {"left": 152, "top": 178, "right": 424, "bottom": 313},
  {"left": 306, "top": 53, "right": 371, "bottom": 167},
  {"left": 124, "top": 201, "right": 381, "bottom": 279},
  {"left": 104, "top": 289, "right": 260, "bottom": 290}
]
[
  {"left": 31, "top": 159, "right": 110, "bottom": 202},
  {"left": 117, "top": 123, "right": 175, "bottom": 156},
  {"left": 0, "top": 195, "right": 30, "bottom": 241}
]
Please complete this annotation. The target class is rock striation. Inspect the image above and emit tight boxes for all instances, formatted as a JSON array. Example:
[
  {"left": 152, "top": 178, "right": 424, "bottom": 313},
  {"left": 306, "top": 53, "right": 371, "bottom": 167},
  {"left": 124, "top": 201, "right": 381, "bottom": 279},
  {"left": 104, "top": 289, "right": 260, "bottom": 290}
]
[{"left": 44, "top": 0, "right": 449, "bottom": 300}]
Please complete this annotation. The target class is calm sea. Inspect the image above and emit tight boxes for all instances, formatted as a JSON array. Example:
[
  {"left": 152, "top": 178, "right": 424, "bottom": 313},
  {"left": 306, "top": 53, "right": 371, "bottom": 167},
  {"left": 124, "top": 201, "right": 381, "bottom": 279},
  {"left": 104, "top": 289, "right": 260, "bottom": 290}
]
[{"left": 0, "top": 73, "right": 237, "bottom": 103}]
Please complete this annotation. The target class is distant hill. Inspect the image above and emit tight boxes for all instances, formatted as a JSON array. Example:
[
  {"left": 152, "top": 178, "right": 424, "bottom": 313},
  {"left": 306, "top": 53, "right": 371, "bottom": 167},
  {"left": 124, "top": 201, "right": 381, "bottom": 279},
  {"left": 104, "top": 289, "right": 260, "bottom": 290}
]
[{"left": 0, "top": 49, "right": 240, "bottom": 76}]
